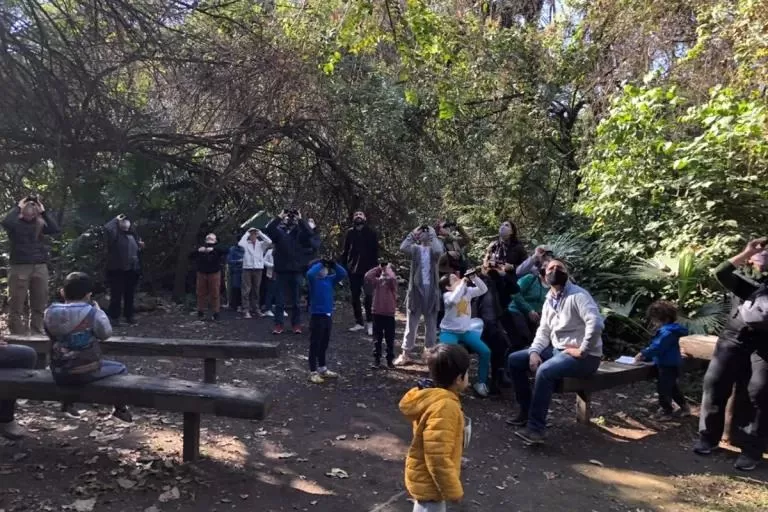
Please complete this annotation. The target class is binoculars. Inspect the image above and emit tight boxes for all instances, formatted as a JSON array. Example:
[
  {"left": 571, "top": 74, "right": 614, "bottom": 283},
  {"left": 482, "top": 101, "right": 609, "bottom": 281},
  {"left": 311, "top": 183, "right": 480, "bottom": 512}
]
[{"left": 26, "top": 194, "right": 38, "bottom": 203}]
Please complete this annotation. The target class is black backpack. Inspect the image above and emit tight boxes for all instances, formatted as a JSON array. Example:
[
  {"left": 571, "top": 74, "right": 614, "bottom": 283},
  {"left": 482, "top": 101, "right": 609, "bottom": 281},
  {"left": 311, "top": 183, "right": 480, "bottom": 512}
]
[{"left": 739, "top": 284, "right": 768, "bottom": 331}]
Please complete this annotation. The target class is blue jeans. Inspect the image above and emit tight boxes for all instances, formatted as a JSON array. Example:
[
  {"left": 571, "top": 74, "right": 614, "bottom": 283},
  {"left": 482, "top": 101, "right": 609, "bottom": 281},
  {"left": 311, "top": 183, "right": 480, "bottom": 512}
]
[
  {"left": 439, "top": 330, "right": 491, "bottom": 384},
  {"left": 275, "top": 272, "right": 303, "bottom": 327},
  {"left": 54, "top": 360, "right": 127, "bottom": 386},
  {"left": 0, "top": 344, "right": 38, "bottom": 422},
  {"left": 507, "top": 346, "right": 601, "bottom": 432}
]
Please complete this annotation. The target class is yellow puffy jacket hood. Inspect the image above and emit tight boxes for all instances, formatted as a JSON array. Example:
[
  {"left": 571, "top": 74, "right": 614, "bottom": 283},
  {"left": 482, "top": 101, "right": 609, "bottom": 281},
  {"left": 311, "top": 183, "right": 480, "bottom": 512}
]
[{"left": 399, "top": 386, "right": 464, "bottom": 502}]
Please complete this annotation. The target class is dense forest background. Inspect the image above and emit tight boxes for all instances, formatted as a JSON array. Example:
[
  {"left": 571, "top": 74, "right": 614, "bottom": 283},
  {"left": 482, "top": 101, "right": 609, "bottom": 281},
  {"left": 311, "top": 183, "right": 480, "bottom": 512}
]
[{"left": 1, "top": 0, "right": 766, "bottom": 338}]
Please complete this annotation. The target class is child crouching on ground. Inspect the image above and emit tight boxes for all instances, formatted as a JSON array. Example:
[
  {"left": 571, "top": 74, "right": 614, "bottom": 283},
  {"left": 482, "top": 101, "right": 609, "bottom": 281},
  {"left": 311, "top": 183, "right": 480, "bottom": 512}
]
[
  {"left": 44, "top": 272, "right": 132, "bottom": 422},
  {"left": 364, "top": 263, "right": 398, "bottom": 369},
  {"left": 634, "top": 300, "right": 691, "bottom": 420},
  {"left": 438, "top": 271, "right": 492, "bottom": 397},
  {"left": 400, "top": 344, "right": 469, "bottom": 512},
  {"left": 306, "top": 259, "right": 348, "bottom": 384}
]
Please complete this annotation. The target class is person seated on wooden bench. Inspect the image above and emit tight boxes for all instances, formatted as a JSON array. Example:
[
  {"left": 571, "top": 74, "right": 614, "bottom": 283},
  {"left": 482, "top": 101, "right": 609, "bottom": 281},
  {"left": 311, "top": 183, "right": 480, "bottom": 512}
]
[
  {"left": 44, "top": 272, "right": 132, "bottom": 422},
  {"left": 0, "top": 340, "right": 38, "bottom": 439},
  {"left": 506, "top": 259, "right": 604, "bottom": 445}
]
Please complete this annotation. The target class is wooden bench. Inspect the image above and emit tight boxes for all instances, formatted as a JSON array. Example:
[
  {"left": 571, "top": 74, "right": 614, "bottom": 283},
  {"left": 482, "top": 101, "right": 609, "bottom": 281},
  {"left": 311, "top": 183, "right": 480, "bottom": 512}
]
[
  {"left": 4, "top": 335, "right": 280, "bottom": 384},
  {"left": 0, "top": 368, "right": 270, "bottom": 461},
  {"left": 556, "top": 358, "right": 703, "bottom": 423}
]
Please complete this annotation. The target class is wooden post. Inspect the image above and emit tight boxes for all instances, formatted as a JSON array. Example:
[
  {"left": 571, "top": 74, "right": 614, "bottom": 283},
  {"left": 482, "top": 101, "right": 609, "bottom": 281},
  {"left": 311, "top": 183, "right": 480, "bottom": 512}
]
[
  {"left": 183, "top": 412, "right": 201, "bottom": 462},
  {"left": 203, "top": 358, "right": 217, "bottom": 384},
  {"left": 576, "top": 391, "right": 592, "bottom": 424},
  {"left": 34, "top": 353, "right": 48, "bottom": 370}
]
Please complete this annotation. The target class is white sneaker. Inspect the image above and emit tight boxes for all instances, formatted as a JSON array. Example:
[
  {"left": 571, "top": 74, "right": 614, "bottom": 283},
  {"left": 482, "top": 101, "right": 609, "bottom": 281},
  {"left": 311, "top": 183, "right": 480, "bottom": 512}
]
[
  {"left": 284, "top": 311, "right": 289, "bottom": 318},
  {"left": 393, "top": 353, "right": 413, "bottom": 366},
  {"left": 0, "top": 421, "right": 29, "bottom": 440},
  {"left": 349, "top": 324, "right": 365, "bottom": 332},
  {"left": 265, "top": 311, "right": 275, "bottom": 317},
  {"left": 473, "top": 382, "right": 489, "bottom": 398},
  {"left": 244, "top": 311, "right": 253, "bottom": 319},
  {"left": 366, "top": 322, "right": 373, "bottom": 336}
]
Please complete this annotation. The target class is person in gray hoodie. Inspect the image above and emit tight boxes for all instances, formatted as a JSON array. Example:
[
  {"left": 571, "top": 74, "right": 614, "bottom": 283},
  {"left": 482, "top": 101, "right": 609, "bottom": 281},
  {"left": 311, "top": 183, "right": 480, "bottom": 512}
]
[
  {"left": 44, "top": 272, "right": 132, "bottom": 421},
  {"left": 506, "top": 259, "right": 603, "bottom": 444}
]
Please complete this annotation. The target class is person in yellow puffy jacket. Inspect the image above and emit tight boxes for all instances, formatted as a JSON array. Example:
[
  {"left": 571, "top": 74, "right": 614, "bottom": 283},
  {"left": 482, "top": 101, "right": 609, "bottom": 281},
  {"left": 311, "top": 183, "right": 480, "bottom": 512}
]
[{"left": 399, "top": 344, "right": 470, "bottom": 512}]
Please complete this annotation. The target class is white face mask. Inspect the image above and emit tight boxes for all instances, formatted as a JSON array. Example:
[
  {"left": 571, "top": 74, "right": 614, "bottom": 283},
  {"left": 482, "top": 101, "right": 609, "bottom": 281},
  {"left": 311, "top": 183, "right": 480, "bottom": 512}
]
[{"left": 308, "top": 219, "right": 316, "bottom": 230}]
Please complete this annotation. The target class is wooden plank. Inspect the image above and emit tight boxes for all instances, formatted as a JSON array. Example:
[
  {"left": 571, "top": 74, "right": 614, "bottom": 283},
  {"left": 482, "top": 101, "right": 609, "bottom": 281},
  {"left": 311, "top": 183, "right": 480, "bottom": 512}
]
[
  {"left": 559, "top": 362, "right": 658, "bottom": 393},
  {"left": 183, "top": 412, "right": 201, "bottom": 462},
  {"left": 576, "top": 391, "right": 591, "bottom": 424},
  {"left": 4, "top": 335, "right": 280, "bottom": 360},
  {"left": 0, "top": 369, "right": 270, "bottom": 420},
  {"left": 680, "top": 335, "right": 717, "bottom": 361}
]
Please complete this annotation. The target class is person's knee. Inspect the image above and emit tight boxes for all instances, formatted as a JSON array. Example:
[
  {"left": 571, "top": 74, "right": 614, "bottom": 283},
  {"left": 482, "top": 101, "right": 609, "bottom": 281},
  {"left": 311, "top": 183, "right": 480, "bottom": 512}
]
[
  {"left": 507, "top": 350, "right": 529, "bottom": 370},
  {"left": 11, "top": 345, "right": 38, "bottom": 368}
]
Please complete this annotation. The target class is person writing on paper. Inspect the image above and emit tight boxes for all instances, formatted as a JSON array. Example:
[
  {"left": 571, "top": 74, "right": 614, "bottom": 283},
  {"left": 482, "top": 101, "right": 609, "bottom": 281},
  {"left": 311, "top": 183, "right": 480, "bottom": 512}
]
[
  {"left": 633, "top": 300, "right": 690, "bottom": 420},
  {"left": 506, "top": 259, "right": 604, "bottom": 445}
]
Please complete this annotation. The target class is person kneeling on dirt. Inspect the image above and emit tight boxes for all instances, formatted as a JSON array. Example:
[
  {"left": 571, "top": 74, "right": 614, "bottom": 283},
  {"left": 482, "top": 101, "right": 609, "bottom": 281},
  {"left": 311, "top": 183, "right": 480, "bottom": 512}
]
[
  {"left": 45, "top": 272, "right": 132, "bottom": 422},
  {"left": 506, "top": 260, "right": 603, "bottom": 445}
]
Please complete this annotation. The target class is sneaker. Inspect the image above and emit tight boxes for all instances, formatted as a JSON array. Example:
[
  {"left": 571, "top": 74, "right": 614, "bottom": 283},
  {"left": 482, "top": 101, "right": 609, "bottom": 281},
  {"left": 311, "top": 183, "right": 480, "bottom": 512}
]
[
  {"left": 272, "top": 326, "right": 284, "bottom": 335},
  {"left": 366, "top": 322, "right": 373, "bottom": 336},
  {"left": 676, "top": 405, "right": 692, "bottom": 417},
  {"left": 393, "top": 353, "right": 413, "bottom": 366},
  {"left": 284, "top": 311, "right": 289, "bottom": 318},
  {"left": 515, "top": 428, "right": 545, "bottom": 445},
  {"left": 244, "top": 311, "right": 253, "bottom": 319},
  {"left": 309, "top": 372, "right": 325, "bottom": 384},
  {"left": 61, "top": 403, "right": 81, "bottom": 418},
  {"left": 212, "top": 313, "right": 219, "bottom": 322},
  {"left": 258, "top": 310, "right": 266, "bottom": 318},
  {"left": 386, "top": 361, "right": 396, "bottom": 370},
  {"left": 293, "top": 325, "right": 303, "bottom": 335},
  {"left": 264, "top": 310, "right": 275, "bottom": 317},
  {"left": 349, "top": 324, "right": 365, "bottom": 332},
  {"left": 506, "top": 413, "right": 529, "bottom": 427},
  {"left": 734, "top": 454, "right": 759, "bottom": 471},
  {"left": 473, "top": 382, "right": 490, "bottom": 398},
  {"left": 0, "top": 421, "right": 30, "bottom": 440},
  {"left": 319, "top": 369, "right": 339, "bottom": 379},
  {"left": 693, "top": 438, "right": 718, "bottom": 456},
  {"left": 652, "top": 408, "right": 675, "bottom": 421},
  {"left": 112, "top": 405, "right": 133, "bottom": 423}
]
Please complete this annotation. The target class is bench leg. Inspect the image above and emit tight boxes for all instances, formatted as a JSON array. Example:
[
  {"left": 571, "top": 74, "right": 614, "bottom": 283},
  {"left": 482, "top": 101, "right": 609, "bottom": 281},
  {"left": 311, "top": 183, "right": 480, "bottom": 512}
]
[
  {"left": 183, "top": 412, "right": 201, "bottom": 462},
  {"left": 204, "top": 358, "right": 217, "bottom": 384},
  {"left": 576, "top": 391, "right": 592, "bottom": 424},
  {"left": 35, "top": 353, "right": 48, "bottom": 369}
]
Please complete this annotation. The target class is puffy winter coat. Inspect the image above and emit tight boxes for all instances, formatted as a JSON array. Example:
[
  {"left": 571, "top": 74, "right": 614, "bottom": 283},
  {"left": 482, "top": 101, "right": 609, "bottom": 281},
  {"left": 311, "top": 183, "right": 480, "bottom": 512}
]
[{"left": 399, "top": 386, "right": 464, "bottom": 502}]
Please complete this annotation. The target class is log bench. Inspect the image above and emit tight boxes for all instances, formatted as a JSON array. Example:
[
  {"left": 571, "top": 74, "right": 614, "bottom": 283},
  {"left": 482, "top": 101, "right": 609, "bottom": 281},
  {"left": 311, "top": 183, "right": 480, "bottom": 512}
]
[
  {"left": 4, "top": 335, "right": 280, "bottom": 384},
  {"left": 556, "top": 358, "right": 703, "bottom": 423},
  {"left": 0, "top": 368, "right": 271, "bottom": 461}
]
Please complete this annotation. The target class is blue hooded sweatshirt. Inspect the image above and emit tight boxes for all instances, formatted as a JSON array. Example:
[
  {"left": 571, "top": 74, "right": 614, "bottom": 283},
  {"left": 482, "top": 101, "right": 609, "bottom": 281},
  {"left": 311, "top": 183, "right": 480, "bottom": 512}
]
[
  {"left": 641, "top": 322, "right": 689, "bottom": 367},
  {"left": 307, "top": 261, "right": 347, "bottom": 315}
]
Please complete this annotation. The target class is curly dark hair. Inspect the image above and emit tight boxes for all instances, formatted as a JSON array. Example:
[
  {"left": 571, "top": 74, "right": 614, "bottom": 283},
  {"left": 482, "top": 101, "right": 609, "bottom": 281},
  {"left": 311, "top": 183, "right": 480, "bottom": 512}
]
[{"left": 647, "top": 300, "right": 678, "bottom": 325}]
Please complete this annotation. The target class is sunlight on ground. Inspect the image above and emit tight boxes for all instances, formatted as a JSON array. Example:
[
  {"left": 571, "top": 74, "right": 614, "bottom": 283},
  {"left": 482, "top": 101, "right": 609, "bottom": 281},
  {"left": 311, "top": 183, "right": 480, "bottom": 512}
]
[
  {"left": 573, "top": 463, "right": 768, "bottom": 512},
  {"left": 593, "top": 411, "right": 658, "bottom": 441}
]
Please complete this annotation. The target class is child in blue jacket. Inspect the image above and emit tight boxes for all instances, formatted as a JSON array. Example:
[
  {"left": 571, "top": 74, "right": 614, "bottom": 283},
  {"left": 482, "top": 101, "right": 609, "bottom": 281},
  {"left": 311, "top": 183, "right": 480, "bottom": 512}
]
[
  {"left": 634, "top": 300, "right": 691, "bottom": 419},
  {"left": 306, "top": 259, "right": 348, "bottom": 384}
]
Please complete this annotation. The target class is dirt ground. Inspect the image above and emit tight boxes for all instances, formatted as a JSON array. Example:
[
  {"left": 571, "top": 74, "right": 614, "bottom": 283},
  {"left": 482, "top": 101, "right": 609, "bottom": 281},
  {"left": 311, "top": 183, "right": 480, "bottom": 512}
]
[{"left": 2, "top": 303, "right": 768, "bottom": 512}]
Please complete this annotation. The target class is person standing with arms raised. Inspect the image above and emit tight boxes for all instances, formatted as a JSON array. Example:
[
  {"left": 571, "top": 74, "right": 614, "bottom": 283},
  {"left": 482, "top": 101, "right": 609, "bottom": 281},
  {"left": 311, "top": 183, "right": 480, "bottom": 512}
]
[
  {"left": 2, "top": 195, "right": 60, "bottom": 335},
  {"left": 104, "top": 214, "right": 144, "bottom": 326},
  {"left": 341, "top": 211, "right": 379, "bottom": 336}
]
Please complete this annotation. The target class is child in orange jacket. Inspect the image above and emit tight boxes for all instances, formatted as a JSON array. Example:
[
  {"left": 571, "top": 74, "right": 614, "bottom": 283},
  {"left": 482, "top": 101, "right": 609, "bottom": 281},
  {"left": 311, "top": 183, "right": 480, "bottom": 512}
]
[{"left": 399, "top": 344, "right": 470, "bottom": 512}]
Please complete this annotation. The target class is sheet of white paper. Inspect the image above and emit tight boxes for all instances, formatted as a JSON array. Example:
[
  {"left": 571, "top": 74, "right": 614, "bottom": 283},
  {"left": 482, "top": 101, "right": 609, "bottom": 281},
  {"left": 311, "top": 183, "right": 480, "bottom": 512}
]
[{"left": 615, "top": 356, "right": 637, "bottom": 365}]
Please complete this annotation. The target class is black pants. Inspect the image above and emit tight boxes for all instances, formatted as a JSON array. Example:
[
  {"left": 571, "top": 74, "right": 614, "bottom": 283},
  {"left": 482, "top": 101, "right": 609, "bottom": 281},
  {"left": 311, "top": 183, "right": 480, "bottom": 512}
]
[
  {"left": 657, "top": 366, "right": 686, "bottom": 412},
  {"left": 502, "top": 312, "right": 532, "bottom": 352},
  {"left": 482, "top": 322, "right": 511, "bottom": 387},
  {"left": 107, "top": 270, "right": 139, "bottom": 321},
  {"left": 372, "top": 314, "right": 395, "bottom": 363},
  {"left": 309, "top": 314, "right": 332, "bottom": 372},
  {"left": 699, "top": 337, "right": 768, "bottom": 458},
  {"left": 349, "top": 273, "right": 372, "bottom": 325}
]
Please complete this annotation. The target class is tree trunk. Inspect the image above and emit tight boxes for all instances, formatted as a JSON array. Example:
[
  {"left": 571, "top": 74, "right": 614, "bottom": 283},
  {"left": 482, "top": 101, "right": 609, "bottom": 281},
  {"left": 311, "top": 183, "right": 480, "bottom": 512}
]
[{"left": 172, "top": 190, "right": 217, "bottom": 302}]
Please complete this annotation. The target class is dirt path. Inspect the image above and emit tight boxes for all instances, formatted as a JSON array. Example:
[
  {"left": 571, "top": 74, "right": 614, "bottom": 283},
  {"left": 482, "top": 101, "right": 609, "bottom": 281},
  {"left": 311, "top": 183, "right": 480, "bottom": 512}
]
[{"left": 2, "top": 305, "right": 767, "bottom": 512}]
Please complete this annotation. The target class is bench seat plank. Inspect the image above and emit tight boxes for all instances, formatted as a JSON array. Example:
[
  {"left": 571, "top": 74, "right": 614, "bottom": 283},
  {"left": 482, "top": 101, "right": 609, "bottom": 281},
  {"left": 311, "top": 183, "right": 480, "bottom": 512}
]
[
  {"left": 0, "top": 369, "right": 270, "bottom": 420},
  {"left": 559, "top": 362, "right": 658, "bottom": 393},
  {"left": 4, "top": 335, "right": 280, "bottom": 360}
]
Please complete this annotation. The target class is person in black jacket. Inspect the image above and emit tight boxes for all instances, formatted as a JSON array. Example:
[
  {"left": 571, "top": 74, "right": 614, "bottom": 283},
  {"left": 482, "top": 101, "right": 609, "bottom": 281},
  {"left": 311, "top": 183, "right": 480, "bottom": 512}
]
[
  {"left": 340, "top": 211, "right": 379, "bottom": 335},
  {"left": 264, "top": 209, "right": 319, "bottom": 334},
  {"left": 190, "top": 233, "right": 228, "bottom": 321},
  {"left": 1, "top": 196, "right": 60, "bottom": 335},
  {"left": 694, "top": 238, "right": 768, "bottom": 471},
  {"left": 105, "top": 214, "right": 144, "bottom": 325}
]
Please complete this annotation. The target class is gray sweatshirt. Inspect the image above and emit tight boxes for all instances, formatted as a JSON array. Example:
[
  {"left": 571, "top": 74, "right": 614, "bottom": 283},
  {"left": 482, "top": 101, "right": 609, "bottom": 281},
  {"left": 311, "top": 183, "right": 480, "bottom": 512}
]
[
  {"left": 530, "top": 282, "right": 604, "bottom": 357},
  {"left": 44, "top": 303, "right": 112, "bottom": 340}
]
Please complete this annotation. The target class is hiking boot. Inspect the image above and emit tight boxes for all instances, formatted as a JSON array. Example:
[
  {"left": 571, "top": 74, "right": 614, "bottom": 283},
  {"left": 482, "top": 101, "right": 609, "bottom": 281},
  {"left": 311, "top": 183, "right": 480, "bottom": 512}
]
[
  {"left": 393, "top": 353, "right": 414, "bottom": 366},
  {"left": 515, "top": 428, "right": 545, "bottom": 445},
  {"left": 349, "top": 324, "right": 365, "bottom": 332},
  {"left": 693, "top": 438, "right": 718, "bottom": 456},
  {"left": 272, "top": 325, "right": 284, "bottom": 335},
  {"left": 0, "top": 421, "right": 30, "bottom": 440},
  {"left": 113, "top": 405, "right": 133, "bottom": 423},
  {"left": 309, "top": 372, "right": 325, "bottom": 384},
  {"left": 676, "top": 405, "right": 692, "bottom": 417},
  {"left": 734, "top": 454, "right": 760, "bottom": 471},
  {"left": 244, "top": 311, "right": 253, "bottom": 319},
  {"left": 473, "top": 382, "right": 490, "bottom": 398},
  {"left": 61, "top": 403, "right": 81, "bottom": 418},
  {"left": 319, "top": 369, "right": 339, "bottom": 379},
  {"left": 652, "top": 408, "right": 675, "bottom": 421},
  {"left": 386, "top": 361, "right": 396, "bottom": 370},
  {"left": 506, "top": 413, "right": 529, "bottom": 427}
]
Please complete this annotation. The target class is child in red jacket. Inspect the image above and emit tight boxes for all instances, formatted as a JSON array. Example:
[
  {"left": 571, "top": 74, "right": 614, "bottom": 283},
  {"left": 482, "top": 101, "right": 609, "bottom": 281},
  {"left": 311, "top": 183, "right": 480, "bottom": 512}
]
[{"left": 365, "top": 263, "right": 398, "bottom": 369}]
